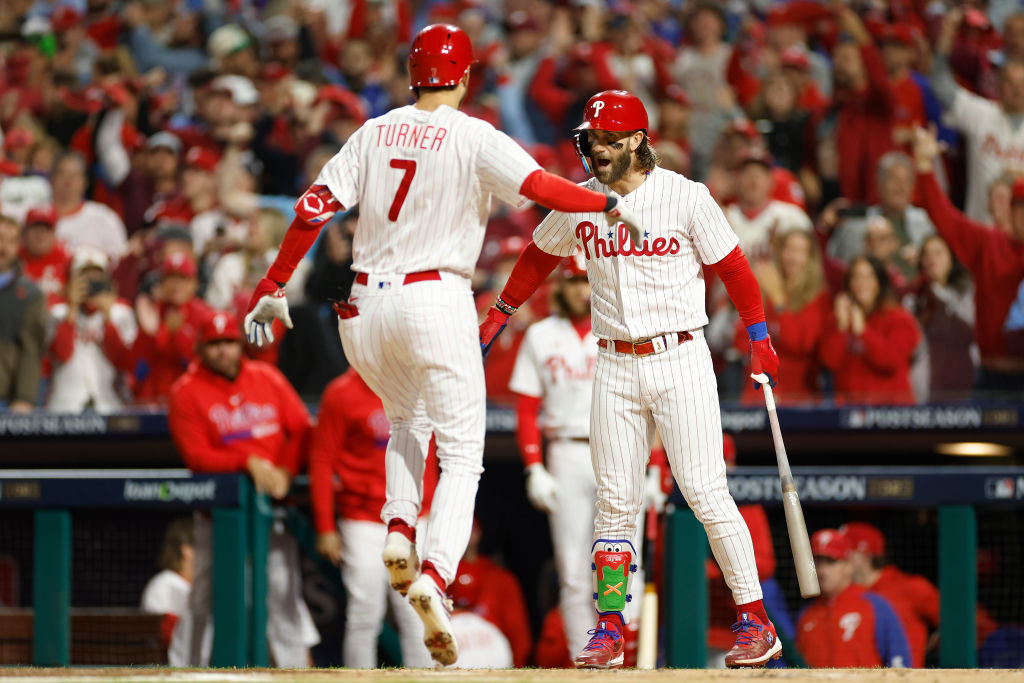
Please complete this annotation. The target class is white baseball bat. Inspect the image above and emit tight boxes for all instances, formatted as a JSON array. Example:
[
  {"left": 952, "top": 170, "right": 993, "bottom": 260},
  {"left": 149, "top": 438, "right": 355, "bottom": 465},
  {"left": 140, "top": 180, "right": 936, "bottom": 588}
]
[{"left": 752, "top": 373, "right": 820, "bottom": 599}]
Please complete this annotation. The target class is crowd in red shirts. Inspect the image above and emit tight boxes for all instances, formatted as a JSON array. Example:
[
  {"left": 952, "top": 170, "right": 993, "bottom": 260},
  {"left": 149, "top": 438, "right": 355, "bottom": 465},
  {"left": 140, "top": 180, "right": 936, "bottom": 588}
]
[{"left": 1, "top": 0, "right": 1021, "bottom": 410}]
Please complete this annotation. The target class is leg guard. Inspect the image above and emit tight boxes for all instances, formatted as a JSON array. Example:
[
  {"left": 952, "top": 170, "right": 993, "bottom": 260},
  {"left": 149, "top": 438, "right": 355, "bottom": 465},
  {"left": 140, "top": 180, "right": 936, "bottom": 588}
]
[{"left": 591, "top": 539, "right": 637, "bottom": 620}]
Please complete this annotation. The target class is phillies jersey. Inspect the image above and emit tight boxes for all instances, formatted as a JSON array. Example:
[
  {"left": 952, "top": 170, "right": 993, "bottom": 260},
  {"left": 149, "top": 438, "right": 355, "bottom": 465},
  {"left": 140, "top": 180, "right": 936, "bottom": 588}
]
[
  {"left": 19, "top": 243, "right": 70, "bottom": 303},
  {"left": 723, "top": 200, "right": 812, "bottom": 263},
  {"left": 168, "top": 358, "right": 311, "bottom": 474},
  {"left": 508, "top": 316, "right": 596, "bottom": 440},
  {"left": 945, "top": 88, "right": 1024, "bottom": 222},
  {"left": 531, "top": 168, "right": 738, "bottom": 341},
  {"left": 314, "top": 104, "right": 542, "bottom": 278},
  {"left": 309, "top": 369, "right": 439, "bottom": 530},
  {"left": 797, "top": 584, "right": 910, "bottom": 668}
]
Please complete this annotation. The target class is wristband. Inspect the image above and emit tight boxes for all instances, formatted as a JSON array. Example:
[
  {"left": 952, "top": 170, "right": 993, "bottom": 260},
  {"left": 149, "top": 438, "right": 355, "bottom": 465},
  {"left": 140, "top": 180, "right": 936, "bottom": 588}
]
[
  {"left": 746, "top": 321, "right": 768, "bottom": 341},
  {"left": 495, "top": 297, "right": 519, "bottom": 315},
  {"left": 604, "top": 196, "right": 617, "bottom": 212}
]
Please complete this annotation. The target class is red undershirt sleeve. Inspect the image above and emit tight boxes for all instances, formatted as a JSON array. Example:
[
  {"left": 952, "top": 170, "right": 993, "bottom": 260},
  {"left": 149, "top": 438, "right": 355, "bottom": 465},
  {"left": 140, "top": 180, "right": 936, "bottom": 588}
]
[
  {"left": 519, "top": 169, "right": 612, "bottom": 214},
  {"left": 707, "top": 245, "right": 766, "bottom": 331},
  {"left": 497, "top": 242, "right": 564, "bottom": 309},
  {"left": 515, "top": 394, "right": 543, "bottom": 467}
]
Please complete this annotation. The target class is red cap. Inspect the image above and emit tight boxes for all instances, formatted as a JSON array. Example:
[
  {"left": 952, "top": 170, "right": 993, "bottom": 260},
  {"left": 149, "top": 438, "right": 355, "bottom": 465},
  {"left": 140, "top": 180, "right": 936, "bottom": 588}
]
[
  {"left": 811, "top": 528, "right": 853, "bottom": 560},
  {"left": 161, "top": 251, "right": 198, "bottom": 278},
  {"left": 736, "top": 147, "right": 773, "bottom": 169},
  {"left": 723, "top": 432, "right": 737, "bottom": 464},
  {"left": 316, "top": 85, "right": 367, "bottom": 124},
  {"left": 1011, "top": 177, "right": 1024, "bottom": 203},
  {"left": 724, "top": 118, "right": 761, "bottom": 140},
  {"left": 840, "top": 522, "right": 886, "bottom": 557},
  {"left": 24, "top": 207, "right": 57, "bottom": 228},
  {"left": 575, "top": 90, "right": 649, "bottom": 133},
  {"left": 198, "top": 311, "right": 241, "bottom": 344},
  {"left": 409, "top": 24, "right": 474, "bottom": 89},
  {"left": 184, "top": 146, "right": 220, "bottom": 173},
  {"left": 560, "top": 251, "right": 587, "bottom": 279},
  {"left": 497, "top": 235, "right": 527, "bottom": 261},
  {"left": 51, "top": 6, "right": 83, "bottom": 33},
  {"left": 780, "top": 46, "right": 811, "bottom": 71},
  {"left": 877, "top": 24, "right": 917, "bottom": 47},
  {"left": 663, "top": 84, "right": 691, "bottom": 108}
]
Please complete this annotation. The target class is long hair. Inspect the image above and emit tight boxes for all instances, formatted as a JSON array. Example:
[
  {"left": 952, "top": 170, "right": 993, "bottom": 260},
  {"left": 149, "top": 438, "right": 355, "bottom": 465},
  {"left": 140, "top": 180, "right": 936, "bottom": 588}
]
[
  {"left": 774, "top": 229, "right": 825, "bottom": 311},
  {"left": 636, "top": 134, "right": 660, "bottom": 173},
  {"left": 845, "top": 255, "right": 892, "bottom": 314},
  {"left": 919, "top": 234, "right": 971, "bottom": 294}
]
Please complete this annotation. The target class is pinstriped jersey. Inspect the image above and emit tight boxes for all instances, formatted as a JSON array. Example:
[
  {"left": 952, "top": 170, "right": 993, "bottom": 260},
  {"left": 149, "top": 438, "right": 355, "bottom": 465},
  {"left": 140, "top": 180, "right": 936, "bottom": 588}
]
[
  {"left": 314, "top": 104, "right": 542, "bottom": 278},
  {"left": 532, "top": 167, "right": 738, "bottom": 341}
]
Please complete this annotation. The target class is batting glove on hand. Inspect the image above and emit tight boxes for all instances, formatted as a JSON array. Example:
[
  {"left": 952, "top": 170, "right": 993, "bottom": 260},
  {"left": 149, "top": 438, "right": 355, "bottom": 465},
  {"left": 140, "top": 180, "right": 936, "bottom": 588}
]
[
  {"left": 605, "top": 196, "right": 644, "bottom": 245},
  {"left": 525, "top": 463, "right": 559, "bottom": 513},
  {"left": 244, "top": 277, "right": 293, "bottom": 347},
  {"left": 644, "top": 465, "right": 668, "bottom": 513},
  {"left": 479, "top": 307, "right": 510, "bottom": 358},
  {"left": 750, "top": 335, "right": 779, "bottom": 389}
]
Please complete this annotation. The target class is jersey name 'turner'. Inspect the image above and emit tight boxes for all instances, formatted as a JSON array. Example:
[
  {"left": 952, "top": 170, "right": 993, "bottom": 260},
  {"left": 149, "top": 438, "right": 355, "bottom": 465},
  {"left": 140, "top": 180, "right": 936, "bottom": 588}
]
[{"left": 375, "top": 123, "right": 449, "bottom": 151}]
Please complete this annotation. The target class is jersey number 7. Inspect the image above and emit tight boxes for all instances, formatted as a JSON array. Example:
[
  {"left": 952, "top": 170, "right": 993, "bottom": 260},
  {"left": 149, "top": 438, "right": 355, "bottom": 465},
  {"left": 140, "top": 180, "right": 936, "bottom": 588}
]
[{"left": 388, "top": 159, "right": 417, "bottom": 221}]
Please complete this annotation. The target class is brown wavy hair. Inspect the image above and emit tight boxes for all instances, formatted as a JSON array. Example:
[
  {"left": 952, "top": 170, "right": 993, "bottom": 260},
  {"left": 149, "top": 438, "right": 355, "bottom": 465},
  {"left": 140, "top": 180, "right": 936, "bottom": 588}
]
[
  {"left": 635, "top": 133, "right": 660, "bottom": 173},
  {"left": 775, "top": 229, "right": 825, "bottom": 311}
]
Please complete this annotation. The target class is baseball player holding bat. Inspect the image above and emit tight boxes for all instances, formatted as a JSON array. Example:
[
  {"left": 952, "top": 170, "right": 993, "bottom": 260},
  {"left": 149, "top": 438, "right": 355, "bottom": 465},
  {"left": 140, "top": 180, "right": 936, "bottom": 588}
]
[
  {"left": 480, "top": 90, "right": 782, "bottom": 669},
  {"left": 243, "top": 26, "right": 644, "bottom": 666}
]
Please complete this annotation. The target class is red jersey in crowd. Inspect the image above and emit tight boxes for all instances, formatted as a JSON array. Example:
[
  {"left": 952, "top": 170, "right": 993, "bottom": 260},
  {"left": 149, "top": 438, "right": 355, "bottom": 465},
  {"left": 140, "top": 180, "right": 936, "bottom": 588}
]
[
  {"left": 797, "top": 584, "right": 911, "bottom": 668},
  {"left": 135, "top": 298, "right": 213, "bottom": 403},
  {"left": 820, "top": 303, "right": 921, "bottom": 404},
  {"left": 309, "top": 369, "right": 439, "bottom": 532},
  {"left": 19, "top": 242, "right": 71, "bottom": 304},
  {"left": 450, "top": 553, "right": 533, "bottom": 667},
  {"left": 835, "top": 44, "right": 898, "bottom": 204},
  {"left": 916, "top": 172, "right": 1024, "bottom": 367},
  {"left": 736, "top": 292, "right": 830, "bottom": 404},
  {"left": 168, "top": 358, "right": 311, "bottom": 474}
]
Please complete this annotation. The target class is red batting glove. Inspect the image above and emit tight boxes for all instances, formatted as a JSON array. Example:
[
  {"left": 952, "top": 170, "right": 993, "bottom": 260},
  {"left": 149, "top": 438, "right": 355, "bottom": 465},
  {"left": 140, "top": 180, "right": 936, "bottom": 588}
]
[
  {"left": 479, "top": 307, "right": 510, "bottom": 359},
  {"left": 750, "top": 336, "right": 779, "bottom": 389}
]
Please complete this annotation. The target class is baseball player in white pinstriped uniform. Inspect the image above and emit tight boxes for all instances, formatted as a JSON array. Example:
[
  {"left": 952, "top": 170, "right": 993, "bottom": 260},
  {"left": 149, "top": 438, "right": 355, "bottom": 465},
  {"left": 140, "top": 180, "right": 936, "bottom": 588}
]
[
  {"left": 480, "top": 90, "right": 783, "bottom": 669},
  {"left": 243, "top": 26, "right": 644, "bottom": 666}
]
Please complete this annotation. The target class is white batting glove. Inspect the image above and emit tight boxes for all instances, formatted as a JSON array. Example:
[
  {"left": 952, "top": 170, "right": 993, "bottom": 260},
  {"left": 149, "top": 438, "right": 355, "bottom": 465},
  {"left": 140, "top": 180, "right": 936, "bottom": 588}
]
[
  {"left": 243, "top": 277, "right": 293, "bottom": 347},
  {"left": 644, "top": 465, "right": 667, "bottom": 513},
  {"left": 605, "top": 196, "right": 644, "bottom": 245},
  {"left": 525, "top": 463, "right": 559, "bottom": 514}
]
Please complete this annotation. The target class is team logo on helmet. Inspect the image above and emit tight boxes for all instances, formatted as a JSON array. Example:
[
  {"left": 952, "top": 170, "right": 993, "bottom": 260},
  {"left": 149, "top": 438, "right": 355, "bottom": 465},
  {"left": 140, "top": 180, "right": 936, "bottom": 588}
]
[{"left": 592, "top": 100, "right": 605, "bottom": 117}]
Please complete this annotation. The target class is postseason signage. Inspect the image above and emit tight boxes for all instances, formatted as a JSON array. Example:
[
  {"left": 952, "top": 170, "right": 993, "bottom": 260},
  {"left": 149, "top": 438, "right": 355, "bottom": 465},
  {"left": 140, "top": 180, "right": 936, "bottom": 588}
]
[
  {"left": 726, "top": 467, "right": 1024, "bottom": 507},
  {"left": 0, "top": 470, "right": 242, "bottom": 509}
]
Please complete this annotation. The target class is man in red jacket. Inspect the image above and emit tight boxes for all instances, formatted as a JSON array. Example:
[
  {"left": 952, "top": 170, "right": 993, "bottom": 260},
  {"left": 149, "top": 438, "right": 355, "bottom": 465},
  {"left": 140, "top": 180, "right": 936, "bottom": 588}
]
[
  {"left": 912, "top": 126, "right": 1024, "bottom": 394},
  {"left": 168, "top": 311, "right": 319, "bottom": 666},
  {"left": 797, "top": 529, "right": 910, "bottom": 668},
  {"left": 310, "top": 368, "right": 436, "bottom": 668}
]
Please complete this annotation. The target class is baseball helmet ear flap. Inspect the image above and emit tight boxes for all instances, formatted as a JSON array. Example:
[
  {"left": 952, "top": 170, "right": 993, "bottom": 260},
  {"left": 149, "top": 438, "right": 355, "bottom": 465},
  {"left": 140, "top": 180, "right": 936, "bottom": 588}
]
[{"left": 574, "top": 131, "right": 594, "bottom": 174}]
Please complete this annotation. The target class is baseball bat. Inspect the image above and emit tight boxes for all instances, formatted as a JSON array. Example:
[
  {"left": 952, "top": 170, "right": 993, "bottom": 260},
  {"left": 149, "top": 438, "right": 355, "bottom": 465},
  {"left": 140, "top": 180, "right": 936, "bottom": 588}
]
[
  {"left": 752, "top": 373, "right": 820, "bottom": 599},
  {"left": 637, "top": 505, "right": 659, "bottom": 669}
]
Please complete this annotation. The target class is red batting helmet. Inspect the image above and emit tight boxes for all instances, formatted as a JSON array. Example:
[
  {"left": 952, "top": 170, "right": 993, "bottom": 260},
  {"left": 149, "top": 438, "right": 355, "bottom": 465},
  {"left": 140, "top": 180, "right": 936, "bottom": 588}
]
[
  {"left": 574, "top": 90, "right": 650, "bottom": 134},
  {"left": 408, "top": 24, "right": 474, "bottom": 90},
  {"left": 573, "top": 90, "right": 649, "bottom": 174}
]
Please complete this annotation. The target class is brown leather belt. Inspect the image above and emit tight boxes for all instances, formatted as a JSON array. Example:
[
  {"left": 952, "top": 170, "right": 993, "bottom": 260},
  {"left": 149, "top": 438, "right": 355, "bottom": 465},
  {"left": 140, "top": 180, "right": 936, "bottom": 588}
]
[
  {"left": 598, "top": 331, "right": 693, "bottom": 357},
  {"left": 354, "top": 270, "right": 441, "bottom": 286}
]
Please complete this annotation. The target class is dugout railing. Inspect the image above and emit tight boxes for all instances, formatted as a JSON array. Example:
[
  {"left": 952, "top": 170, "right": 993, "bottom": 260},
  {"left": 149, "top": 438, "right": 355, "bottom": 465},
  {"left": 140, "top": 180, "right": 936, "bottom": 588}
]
[
  {"left": 665, "top": 466, "right": 1024, "bottom": 669},
  {"left": 0, "top": 469, "right": 273, "bottom": 667}
]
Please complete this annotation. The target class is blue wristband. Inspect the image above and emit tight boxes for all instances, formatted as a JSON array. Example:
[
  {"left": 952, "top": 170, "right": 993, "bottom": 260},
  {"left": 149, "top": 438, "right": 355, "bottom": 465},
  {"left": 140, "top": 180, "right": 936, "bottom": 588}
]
[{"left": 746, "top": 321, "right": 768, "bottom": 342}]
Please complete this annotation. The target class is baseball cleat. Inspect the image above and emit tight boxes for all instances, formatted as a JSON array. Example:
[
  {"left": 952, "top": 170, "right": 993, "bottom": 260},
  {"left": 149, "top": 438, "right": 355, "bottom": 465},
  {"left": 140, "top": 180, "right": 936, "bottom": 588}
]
[
  {"left": 573, "top": 621, "right": 625, "bottom": 669},
  {"left": 382, "top": 531, "right": 419, "bottom": 597},
  {"left": 724, "top": 612, "right": 782, "bottom": 668},
  {"left": 407, "top": 575, "right": 458, "bottom": 666}
]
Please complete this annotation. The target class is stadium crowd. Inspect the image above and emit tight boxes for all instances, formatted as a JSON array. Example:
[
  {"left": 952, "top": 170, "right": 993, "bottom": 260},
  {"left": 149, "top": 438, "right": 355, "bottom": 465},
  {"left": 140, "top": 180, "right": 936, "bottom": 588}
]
[{"left": 1, "top": 0, "right": 1024, "bottom": 411}]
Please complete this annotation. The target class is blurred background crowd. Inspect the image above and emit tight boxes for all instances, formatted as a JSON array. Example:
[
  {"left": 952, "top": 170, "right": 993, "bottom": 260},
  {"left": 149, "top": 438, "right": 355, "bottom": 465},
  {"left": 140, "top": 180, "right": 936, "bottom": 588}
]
[{"left": 1, "top": 0, "right": 1024, "bottom": 414}]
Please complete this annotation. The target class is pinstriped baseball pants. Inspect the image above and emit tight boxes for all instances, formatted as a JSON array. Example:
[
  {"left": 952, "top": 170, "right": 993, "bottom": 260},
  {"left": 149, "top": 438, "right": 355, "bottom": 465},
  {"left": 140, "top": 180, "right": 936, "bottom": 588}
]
[
  {"left": 590, "top": 328, "right": 762, "bottom": 605},
  {"left": 337, "top": 271, "right": 485, "bottom": 586}
]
